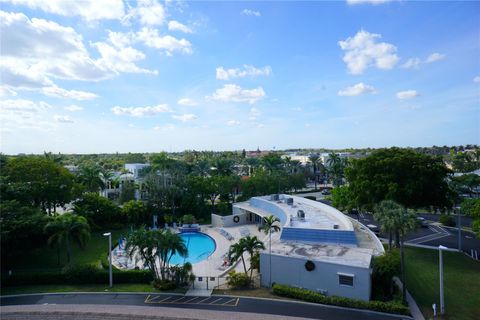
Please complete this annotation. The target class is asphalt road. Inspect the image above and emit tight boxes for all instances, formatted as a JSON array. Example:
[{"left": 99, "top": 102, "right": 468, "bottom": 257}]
[
  {"left": 345, "top": 212, "right": 480, "bottom": 259},
  {"left": 0, "top": 293, "right": 411, "bottom": 320}
]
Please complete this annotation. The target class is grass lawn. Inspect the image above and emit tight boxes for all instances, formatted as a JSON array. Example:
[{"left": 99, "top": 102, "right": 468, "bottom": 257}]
[
  {"left": 8, "top": 228, "right": 128, "bottom": 272},
  {"left": 1, "top": 284, "right": 187, "bottom": 296},
  {"left": 405, "top": 247, "right": 480, "bottom": 320}
]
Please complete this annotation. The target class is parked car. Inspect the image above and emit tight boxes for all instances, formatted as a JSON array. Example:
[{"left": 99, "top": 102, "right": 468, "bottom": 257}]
[
  {"left": 366, "top": 224, "right": 380, "bottom": 235},
  {"left": 321, "top": 189, "right": 331, "bottom": 195},
  {"left": 416, "top": 217, "right": 429, "bottom": 228}
]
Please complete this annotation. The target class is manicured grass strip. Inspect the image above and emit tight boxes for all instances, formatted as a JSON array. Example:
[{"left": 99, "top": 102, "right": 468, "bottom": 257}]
[
  {"left": 405, "top": 247, "right": 480, "bottom": 320},
  {"left": 1, "top": 284, "right": 187, "bottom": 296},
  {"left": 272, "top": 284, "right": 410, "bottom": 315}
]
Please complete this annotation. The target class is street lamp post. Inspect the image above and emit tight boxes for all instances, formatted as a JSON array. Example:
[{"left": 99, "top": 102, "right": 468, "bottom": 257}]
[
  {"left": 103, "top": 232, "right": 112, "bottom": 288},
  {"left": 439, "top": 245, "right": 447, "bottom": 315}
]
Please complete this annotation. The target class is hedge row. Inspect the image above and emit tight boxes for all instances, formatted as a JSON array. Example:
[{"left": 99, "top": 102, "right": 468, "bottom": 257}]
[
  {"left": 2, "top": 265, "right": 152, "bottom": 286},
  {"left": 272, "top": 284, "right": 410, "bottom": 316}
]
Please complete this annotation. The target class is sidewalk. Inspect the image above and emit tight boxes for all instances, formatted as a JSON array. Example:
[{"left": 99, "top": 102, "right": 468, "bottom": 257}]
[{"left": 393, "top": 277, "right": 425, "bottom": 320}]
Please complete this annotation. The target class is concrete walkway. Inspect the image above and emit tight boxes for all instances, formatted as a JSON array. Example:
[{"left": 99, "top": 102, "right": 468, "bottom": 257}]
[{"left": 394, "top": 277, "right": 425, "bottom": 320}]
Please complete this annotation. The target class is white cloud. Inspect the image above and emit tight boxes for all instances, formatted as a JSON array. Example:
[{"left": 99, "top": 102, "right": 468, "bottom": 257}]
[
  {"left": 425, "top": 52, "right": 446, "bottom": 63},
  {"left": 1, "top": 0, "right": 125, "bottom": 21},
  {"left": 241, "top": 9, "right": 261, "bottom": 17},
  {"left": 338, "top": 30, "right": 399, "bottom": 74},
  {"left": 177, "top": 98, "right": 198, "bottom": 106},
  {"left": 42, "top": 86, "right": 98, "bottom": 100},
  {"left": 347, "top": 0, "right": 393, "bottom": 5},
  {"left": 136, "top": 27, "right": 192, "bottom": 54},
  {"left": 172, "top": 114, "right": 197, "bottom": 122},
  {"left": 474, "top": 76, "right": 480, "bottom": 83},
  {"left": 396, "top": 90, "right": 419, "bottom": 100},
  {"left": 65, "top": 105, "right": 83, "bottom": 112},
  {"left": 226, "top": 120, "right": 240, "bottom": 126},
  {"left": 168, "top": 20, "right": 193, "bottom": 33},
  {"left": 54, "top": 115, "right": 74, "bottom": 123},
  {"left": 123, "top": 0, "right": 165, "bottom": 26},
  {"left": 0, "top": 87, "right": 17, "bottom": 97},
  {"left": 0, "top": 99, "right": 54, "bottom": 131},
  {"left": 209, "top": 84, "right": 266, "bottom": 104},
  {"left": 249, "top": 107, "right": 262, "bottom": 118},
  {"left": 401, "top": 58, "right": 421, "bottom": 69},
  {"left": 111, "top": 104, "right": 170, "bottom": 117},
  {"left": 154, "top": 123, "right": 176, "bottom": 131},
  {"left": 338, "top": 83, "right": 376, "bottom": 96},
  {"left": 216, "top": 65, "right": 272, "bottom": 80},
  {"left": 0, "top": 99, "right": 51, "bottom": 113}
]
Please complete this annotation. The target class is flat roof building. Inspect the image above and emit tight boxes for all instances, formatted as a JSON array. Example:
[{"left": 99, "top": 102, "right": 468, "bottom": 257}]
[{"left": 212, "top": 194, "right": 384, "bottom": 301}]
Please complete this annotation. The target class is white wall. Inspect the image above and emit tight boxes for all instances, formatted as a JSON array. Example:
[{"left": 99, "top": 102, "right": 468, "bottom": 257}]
[
  {"left": 211, "top": 213, "right": 248, "bottom": 227},
  {"left": 260, "top": 253, "right": 372, "bottom": 301}
]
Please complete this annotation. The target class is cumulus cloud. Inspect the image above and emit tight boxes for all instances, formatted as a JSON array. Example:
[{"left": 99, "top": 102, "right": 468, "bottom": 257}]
[
  {"left": 396, "top": 90, "right": 419, "bottom": 100},
  {"left": 401, "top": 58, "right": 421, "bottom": 69},
  {"left": 209, "top": 84, "right": 266, "bottom": 104},
  {"left": 474, "top": 76, "right": 480, "bottom": 83},
  {"left": 338, "top": 30, "right": 399, "bottom": 74},
  {"left": 216, "top": 65, "right": 272, "bottom": 81},
  {"left": 136, "top": 27, "right": 193, "bottom": 55},
  {"left": 42, "top": 86, "right": 98, "bottom": 100},
  {"left": 226, "top": 120, "right": 240, "bottom": 126},
  {"left": 0, "top": 99, "right": 54, "bottom": 131},
  {"left": 347, "top": 0, "right": 394, "bottom": 4},
  {"left": 338, "top": 82, "right": 376, "bottom": 96},
  {"left": 1, "top": 0, "right": 125, "bottom": 21},
  {"left": 65, "top": 105, "right": 83, "bottom": 112},
  {"left": 177, "top": 98, "right": 198, "bottom": 106},
  {"left": 54, "top": 115, "right": 74, "bottom": 123},
  {"left": 241, "top": 9, "right": 261, "bottom": 17},
  {"left": 111, "top": 104, "right": 170, "bottom": 117},
  {"left": 168, "top": 20, "right": 193, "bottom": 33},
  {"left": 172, "top": 114, "right": 197, "bottom": 122},
  {"left": 123, "top": 0, "right": 166, "bottom": 26},
  {"left": 425, "top": 52, "right": 446, "bottom": 63}
]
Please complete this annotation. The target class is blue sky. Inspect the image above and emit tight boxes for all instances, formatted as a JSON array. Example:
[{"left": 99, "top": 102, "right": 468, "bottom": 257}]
[{"left": 0, "top": 0, "right": 479, "bottom": 154}]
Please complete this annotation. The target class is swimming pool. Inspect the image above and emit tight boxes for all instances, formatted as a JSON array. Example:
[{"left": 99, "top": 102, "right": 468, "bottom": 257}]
[{"left": 169, "top": 232, "right": 216, "bottom": 265}]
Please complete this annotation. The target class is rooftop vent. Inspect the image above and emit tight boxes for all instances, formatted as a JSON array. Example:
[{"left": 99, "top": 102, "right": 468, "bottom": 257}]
[
  {"left": 286, "top": 198, "right": 293, "bottom": 205},
  {"left": 270, "top": 194, "right": 279, "bottom": 201},
  {"left": 297, "top": 210, "right": 305, "bottom": 220},
  {"left": 333, "top": 224, "right": 339, "bottom": 229}
]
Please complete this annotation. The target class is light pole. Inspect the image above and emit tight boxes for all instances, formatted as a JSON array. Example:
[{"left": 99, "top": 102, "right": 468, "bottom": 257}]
[
  {"left": 103, "top": 232, "right": 112, "bottom": 288},
  {"left": 457, "top": 208, "right": 462, "bottom": 252},
  {"left": 439, "top": 245, "right": 447, "bottom": 315}
]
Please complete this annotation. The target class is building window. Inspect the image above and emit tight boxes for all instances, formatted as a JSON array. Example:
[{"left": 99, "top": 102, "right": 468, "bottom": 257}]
[{"left": 338, "top": 274, "right": 354, "bottom": 287}]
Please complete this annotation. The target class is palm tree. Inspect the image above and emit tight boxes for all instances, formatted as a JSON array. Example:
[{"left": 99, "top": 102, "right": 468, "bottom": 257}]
[
  {"left": 228, "top": 242, "right": 248, "bottom": 274},
  {"left": 156, "top": 229, "right": 188, "bottom": 279},
  {"left": 245, "top": 157, "right": 260, "bottom": 176},
  {"left": 193, "top": 160, "right": 210, "bottom": 177},
  {"left": 125, "top": 228, "right": 160, "bottom": 279},
  {"left": 239, "top": 236, "right": 265, "bottom": 279},
  {"left": 374, "top": 200, "right": 417, "bottom": 303},
  {"left": 77, "top": 164, "right": 105, "bottom": 192},
  {"left": 44, "top": 213, "right": 90, "bottom": 264},
  {"left": 258, "top": 215, "right": 281, "bottom": 287},
  {"left": 308, "top": 154, "right": 320, "bottom": 190}
]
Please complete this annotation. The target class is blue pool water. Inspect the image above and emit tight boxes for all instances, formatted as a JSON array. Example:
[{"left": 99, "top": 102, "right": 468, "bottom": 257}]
[{"left": 169, "top": 232, "right": 216, "bottom": 265}]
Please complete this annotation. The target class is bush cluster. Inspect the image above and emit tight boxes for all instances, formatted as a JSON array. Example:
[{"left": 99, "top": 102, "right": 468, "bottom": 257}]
[
  {"left": 2, "top": 265, "right": 152, "bottom": 286},
  {"left": 272, "top": 284, "right": 410, "bottom": 316},
  {"left": 439, "top": 214, "right": 456, "bottom": 227},
  {"left": 226, "top": 271, "right": 251, "bottom": 289}
]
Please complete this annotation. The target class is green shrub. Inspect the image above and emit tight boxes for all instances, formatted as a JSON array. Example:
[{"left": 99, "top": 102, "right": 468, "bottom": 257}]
[
  {"left": 62, "top": 264, "right": 102, "bottom": 284},
  {"left": 372, "top": 250, "right": 400, "bottom": 301},
  {"left": 153, "top": 279, "right": 176, "bottom": 290},
  {"left": 226, "top": 271, "right": 251, "bottom": 289},
  {"left": 182, "top": 214, "right": 195, "bottom": 225},
  {"left": 439, "top": 214, "right": 456, "bottom": 227},
  {"left": 272, "top": 284, "right": 410, "bottom": 315}
]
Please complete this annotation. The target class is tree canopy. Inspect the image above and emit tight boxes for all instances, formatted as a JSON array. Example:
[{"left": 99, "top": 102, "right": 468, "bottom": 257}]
[{"left": 345, "top": 148, "right": 453, "bottom": 210}]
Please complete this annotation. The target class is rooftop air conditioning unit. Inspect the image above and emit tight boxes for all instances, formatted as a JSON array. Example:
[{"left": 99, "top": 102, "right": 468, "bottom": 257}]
[
  {"left": 286, "top": 198, "right": 293, "bottom": 205},
  {"left": 297, "top": 210, "right": 305, "bottom": 220},
  {"left": 333, "top": 224, "right": 339, "bottom": 229},
  {"left": 271, "top": 194, "right": 279, "bottom": 201}
]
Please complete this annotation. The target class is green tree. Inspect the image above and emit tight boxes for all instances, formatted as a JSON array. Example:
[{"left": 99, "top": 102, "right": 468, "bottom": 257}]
[
  {"left": 331, "top": 186, "right": 354, "bottom": 211},
  {"left": 73, "top": 193, "right": 121, "bottom": 229},
  {"left": 122, "top": 200, "right": 150, "bottom": 227},
  {"left": 228, "top": 242, "right": 248, "bottom": 274},
  {"left": 3, "top": 157, "right": 74, "bottom": 214},
  {"left": 373, "top": 200, "right": 417, "bottom": 302},
  {"left": 346, "top": 148, "right": 452, "bottom": 210},
  {"left": 258, "top": 215, "right": 281, "bottom": 287},
  {"left": 44, "top": 213, "right": 91, "bottom": 264},
  {"left": 119, "top": 180, "right": 136, "bottom": 204},
  {"left": 77, "top": 163, "right": 105, "bottom": 193},
  {"left": 239, "top": 236, "right": 265, "bottom": 279},
  {"left": 372, "top": 249, "right": 400, "bottom": 300},
  {"left": 308, "top": 153, "right": 320, "bottom": 190},
  {"left": 452, "top": 174, "right": 480, "bottom": 198}
]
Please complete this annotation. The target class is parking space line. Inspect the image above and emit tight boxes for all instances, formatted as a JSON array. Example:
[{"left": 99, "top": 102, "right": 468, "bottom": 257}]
[
  {"left": 195, "top": 297, "right": 212, "bottom": 304},
  {"left": 209, "top": 298, "right": 224, "bottom": 305},
  {"left": 221, "top": 298, "right": 238, "bottom": 306},
  {"left": 183, "top": 296, "right": 201, "bottom": 303}
]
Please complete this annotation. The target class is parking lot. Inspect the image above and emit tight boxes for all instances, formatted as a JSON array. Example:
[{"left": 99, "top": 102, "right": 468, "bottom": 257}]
[{"left": 144, "top": 295, "right": 239, "bottom": 307}]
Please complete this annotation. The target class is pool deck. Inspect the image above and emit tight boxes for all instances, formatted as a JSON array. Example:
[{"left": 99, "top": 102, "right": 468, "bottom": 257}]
[{"left": 111, "top": 224, "right": 266, "bottom": 278}]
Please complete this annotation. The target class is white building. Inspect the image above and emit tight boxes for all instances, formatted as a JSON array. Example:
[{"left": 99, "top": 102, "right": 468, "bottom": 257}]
[
  {"left": 212, "top": 194, "right": 384, "bottom": 301},
  {"left": 125, "top": 163, "right": 150, "bottom": 179}
]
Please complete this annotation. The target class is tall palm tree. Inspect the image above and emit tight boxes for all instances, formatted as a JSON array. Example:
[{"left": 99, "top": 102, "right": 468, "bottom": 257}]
[
  {"left": 193, "top": 160, "right": 210, "bottom": 177},
  {"left": 246, "top": 157, "right": 260, "bottom": 176},
  {"left": 77, "top": 164, "right": 105, "bottom": 192},
  {"left": 44, "top": 213, "right": 90, "bottom": 264},
  {"left": 125, "top": 228, "right": 160, "bottom": 279},
  {"left": 228, "top": 242, "right": 248, "bottom": 274},
  {"left": 308, "top": 154, "right": 320, "bottom": 190},
  {"left": 239, "top": 236, "right": 265, "bottom": 279},
  {"left": 156, "top": 229, "right": 188, "bottom": 280},
  {"left": 258, "top": 215, "right": 281, "bottom": 287},
  {"left": 374, "top": 200, "right": 417, "bottom": 303}
]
